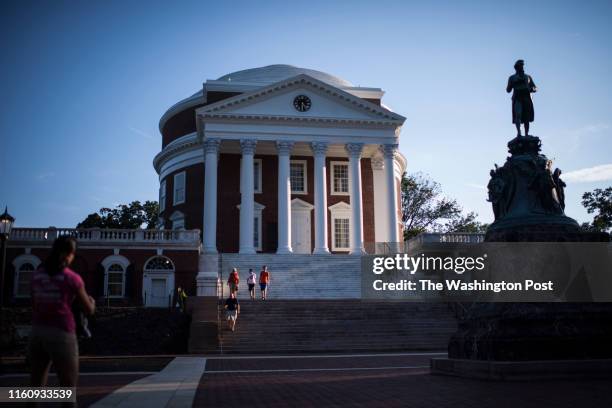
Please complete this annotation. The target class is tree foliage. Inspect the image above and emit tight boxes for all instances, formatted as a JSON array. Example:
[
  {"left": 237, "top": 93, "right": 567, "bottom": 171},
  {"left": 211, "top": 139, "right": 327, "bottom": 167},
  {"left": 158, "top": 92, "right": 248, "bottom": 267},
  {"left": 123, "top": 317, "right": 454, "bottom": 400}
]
[
  {"left": 581, "top": 187, "right": 612, "bottom": 233},
  {"left": 401, "top": 173, "right": 487, "bottom": 240},
  {"left": 77, "top": 201, "right": 159, "bottom": 229}
]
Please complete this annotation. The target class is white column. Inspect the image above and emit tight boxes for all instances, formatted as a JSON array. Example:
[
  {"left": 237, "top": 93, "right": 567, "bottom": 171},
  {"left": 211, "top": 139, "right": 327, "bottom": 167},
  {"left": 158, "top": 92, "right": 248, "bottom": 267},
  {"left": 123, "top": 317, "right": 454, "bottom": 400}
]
[
  {"left": 239, "top": 139, "right": 257, "bottom": 254},
  {"left": 202, "top": 138, "right": 220, "bottom": 253},
  {"left": 276, "top": 141, "right": 293, "bottom": 254},
  {"left": 312, "top": 142, "right": 330, "bottom": 254},
  {"left": 345, "top": 143, "right": 365, "bottom": 255},
  {"left": 382, "top": 144, "right": 400, "bottom": 244}
]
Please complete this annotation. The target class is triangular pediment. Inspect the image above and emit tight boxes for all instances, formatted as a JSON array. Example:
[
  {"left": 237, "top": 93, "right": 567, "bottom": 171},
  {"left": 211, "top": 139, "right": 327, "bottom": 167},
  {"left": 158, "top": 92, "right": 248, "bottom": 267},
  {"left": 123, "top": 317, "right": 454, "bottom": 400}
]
[{"left": 196, "top": 74, "right": 405, "bottom": 125}]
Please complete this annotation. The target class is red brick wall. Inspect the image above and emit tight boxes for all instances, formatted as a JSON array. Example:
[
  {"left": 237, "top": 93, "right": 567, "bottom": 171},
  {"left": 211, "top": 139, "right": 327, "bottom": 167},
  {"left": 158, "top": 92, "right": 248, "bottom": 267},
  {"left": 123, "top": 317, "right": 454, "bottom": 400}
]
[{"left": 3, "top": 246, "right": 200, "bottom": 306}]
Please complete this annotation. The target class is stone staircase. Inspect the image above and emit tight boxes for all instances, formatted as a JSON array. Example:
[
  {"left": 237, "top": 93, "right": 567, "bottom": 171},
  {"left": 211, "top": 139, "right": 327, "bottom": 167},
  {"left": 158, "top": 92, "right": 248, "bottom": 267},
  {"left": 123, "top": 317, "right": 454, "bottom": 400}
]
[
  {"left": 219, "top": 254, "right": 362, "bottom": 299},
  {"left": 214, "top": 299, "right": 457, "bottom": 354}
]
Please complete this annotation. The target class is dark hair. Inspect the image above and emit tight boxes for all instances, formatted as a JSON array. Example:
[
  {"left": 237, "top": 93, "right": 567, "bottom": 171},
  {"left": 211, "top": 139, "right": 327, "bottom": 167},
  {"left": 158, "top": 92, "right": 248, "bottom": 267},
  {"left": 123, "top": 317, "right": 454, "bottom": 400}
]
[{"left": 44, "top": 235, "right": 77, "bottom": 276}]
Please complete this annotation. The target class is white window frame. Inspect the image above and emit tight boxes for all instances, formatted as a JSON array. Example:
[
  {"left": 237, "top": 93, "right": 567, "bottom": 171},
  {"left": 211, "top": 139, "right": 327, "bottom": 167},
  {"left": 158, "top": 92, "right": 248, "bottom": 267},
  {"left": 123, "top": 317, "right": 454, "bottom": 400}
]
[
  {"left": 169, "top": 210, "right": 185, "bottom": 230},
  {"left": 12, "top": 254, "right": 41, "bottom": 298},
  {"left": 290, "top": 160, "right": 308, "bottom": 194},
  {"left": 254, "top": 159, "right": 263, "bottom": 194},
  {"left": 329, "top": 201, "right": 351, "bottom": 251},
  {"left": 330, "top": 161, "right": 350, "bottom": 196},
  {"left": 159, "top": 180, "right": 166, "bottom": 212},
  {"left": 173, "top": 171, "right": 186, "bottom": 205},
  {"left": 101, "top": 255, "right": 130, "bottom": 298}
]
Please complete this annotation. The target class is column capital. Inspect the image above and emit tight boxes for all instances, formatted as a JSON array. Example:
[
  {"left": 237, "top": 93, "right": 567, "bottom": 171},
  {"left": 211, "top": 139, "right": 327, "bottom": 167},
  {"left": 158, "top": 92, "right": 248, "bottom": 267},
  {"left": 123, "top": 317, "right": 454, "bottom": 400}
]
[
  {"left": 203, "top": 138, "right": 221, "bottom": 154},
  {"left": 345, "top": 143, "right": 364, "bottom": 158},
  {"left": 380, "top": 143, "right": 399, "bottom": 159},
  {"left": 240, "top": 139, "right": 257, "bottom": 154},
  {"left": 311, "top": 142, "right": 329, "bottom": 156},
  {"left": 276, "top": 141, "right": 294, "bottom": 155}
]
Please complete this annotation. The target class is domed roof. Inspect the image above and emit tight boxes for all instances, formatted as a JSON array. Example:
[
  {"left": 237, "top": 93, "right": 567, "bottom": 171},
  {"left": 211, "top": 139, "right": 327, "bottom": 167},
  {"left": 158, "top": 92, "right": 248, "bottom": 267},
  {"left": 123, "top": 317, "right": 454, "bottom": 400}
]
[{"left": 216, "top": 64, "right": 353, "bottom": 88}]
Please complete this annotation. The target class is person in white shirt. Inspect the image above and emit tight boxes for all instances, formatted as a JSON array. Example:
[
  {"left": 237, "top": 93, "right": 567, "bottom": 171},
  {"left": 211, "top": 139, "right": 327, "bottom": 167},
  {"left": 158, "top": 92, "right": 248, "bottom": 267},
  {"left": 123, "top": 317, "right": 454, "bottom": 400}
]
[{"left": 247, "top": 269, "right": 257, "bottom": 300}]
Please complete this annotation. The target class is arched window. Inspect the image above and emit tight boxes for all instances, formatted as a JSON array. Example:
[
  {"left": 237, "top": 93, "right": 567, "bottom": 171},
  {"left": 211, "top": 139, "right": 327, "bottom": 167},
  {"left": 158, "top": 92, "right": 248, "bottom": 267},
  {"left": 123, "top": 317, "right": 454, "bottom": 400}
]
[
  {"left": 13, "top": 254, "right": 41, "bottom": 298},
  {"left": 145, "top": 256, "right": 174, "bottom": 271},
  {"left": 101, "top": 255, "right": 130, "bottom": 298}
]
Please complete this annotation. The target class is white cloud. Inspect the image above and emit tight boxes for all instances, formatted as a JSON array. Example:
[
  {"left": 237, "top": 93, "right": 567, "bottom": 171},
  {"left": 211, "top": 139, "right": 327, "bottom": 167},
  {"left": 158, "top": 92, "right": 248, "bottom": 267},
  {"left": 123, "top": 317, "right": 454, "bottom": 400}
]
[
  {"left": 128, "top": 126, "right": 154, "bottom": 139},
  {"left": 36, "top": 171, "right": 55, "bottom": 181},
  {"left": 465, "top": 183, "right": 486, "bottom": 190},
  {"left": 562, "top": 164, "right": 612, "bottom": 183},
  {"left": 570, "top": 123, "right": 609, "bottom": 135}
]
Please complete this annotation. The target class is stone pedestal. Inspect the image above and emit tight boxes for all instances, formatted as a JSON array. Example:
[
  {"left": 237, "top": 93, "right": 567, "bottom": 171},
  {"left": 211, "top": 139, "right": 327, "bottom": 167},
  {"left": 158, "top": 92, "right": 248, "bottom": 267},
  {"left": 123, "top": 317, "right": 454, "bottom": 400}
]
[
  {"left": 196, "top": 254, "right": 220, "bottom": 297},
  {"left": 439, "top": 135, "right": 612, "bottom": 374}
]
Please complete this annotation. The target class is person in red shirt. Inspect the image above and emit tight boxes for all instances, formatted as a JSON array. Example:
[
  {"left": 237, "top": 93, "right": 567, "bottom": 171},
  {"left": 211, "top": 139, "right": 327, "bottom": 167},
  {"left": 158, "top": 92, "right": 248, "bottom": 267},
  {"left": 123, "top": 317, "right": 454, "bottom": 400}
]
[
  {"left": 227, "top": 268, "right": 240, "bottom": 295},
  {"left": 29, "top": 235, "right": 96, "bottom": 388},
  {"left": 259, "top": 265, "right": 270, "bottom": 300}
]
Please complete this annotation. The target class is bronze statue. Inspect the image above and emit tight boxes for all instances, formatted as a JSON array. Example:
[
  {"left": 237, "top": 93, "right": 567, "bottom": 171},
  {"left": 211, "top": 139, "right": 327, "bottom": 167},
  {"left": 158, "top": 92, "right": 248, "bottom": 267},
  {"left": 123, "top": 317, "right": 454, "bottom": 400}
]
[
  {"left": 506, "top": 60, "right": 537, "bottom": 137},
  {"left": 552, "top": 168, "right": 566, "bottom": 211}
]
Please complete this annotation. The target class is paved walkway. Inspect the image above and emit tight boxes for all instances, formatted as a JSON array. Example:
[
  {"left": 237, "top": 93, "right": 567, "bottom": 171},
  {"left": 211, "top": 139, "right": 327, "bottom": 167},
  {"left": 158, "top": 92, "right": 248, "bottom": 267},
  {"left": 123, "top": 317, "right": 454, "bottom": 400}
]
[
  {"left": 91, "top": 357, "right": 206, "bottom": 408},
  {"left": 196, "top": 353, "right": 612, "bottom": 408}
]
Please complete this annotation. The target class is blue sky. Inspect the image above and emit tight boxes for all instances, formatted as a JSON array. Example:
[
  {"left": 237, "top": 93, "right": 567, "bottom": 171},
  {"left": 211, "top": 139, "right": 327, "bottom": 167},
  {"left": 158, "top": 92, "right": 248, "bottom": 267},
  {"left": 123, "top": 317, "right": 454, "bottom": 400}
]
[{"left": 1, "top": 0, "right": 611, "bottom": 228}]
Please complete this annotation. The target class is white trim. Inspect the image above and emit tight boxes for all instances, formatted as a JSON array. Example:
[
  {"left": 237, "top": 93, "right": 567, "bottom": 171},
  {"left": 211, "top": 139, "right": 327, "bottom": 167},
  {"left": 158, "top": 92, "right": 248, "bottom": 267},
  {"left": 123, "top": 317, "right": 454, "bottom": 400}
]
[
  {"left": 197, "top": 74, "right": 405, "bottom": 123},
  {"left": 330, "top": 161, "right": 350, "bottom": 196},
  {"left": 290, "top": 159, "right": 308, "bottom": 194},
  {"left": 142, "top": 255, "right": 176, "bottom": 308},
  {"left": 173, "top": 171, "right": 186, "bottom": 205},
  {"left": 101, "top": 255, "right": 130, "bottom": 299},
  {"left": 12, "top": 254, "right": 41, "bottom": 298},
  {"left": 328, "top": 201, "right": 351, "bottom": 252}
]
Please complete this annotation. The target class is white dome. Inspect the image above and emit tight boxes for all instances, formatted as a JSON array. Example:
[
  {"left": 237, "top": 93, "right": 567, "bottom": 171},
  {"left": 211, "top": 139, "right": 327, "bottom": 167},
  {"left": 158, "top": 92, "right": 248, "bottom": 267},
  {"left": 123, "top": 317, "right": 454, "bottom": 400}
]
[{"left": 216, "top": 64, "right": 353, "bottom": 88}]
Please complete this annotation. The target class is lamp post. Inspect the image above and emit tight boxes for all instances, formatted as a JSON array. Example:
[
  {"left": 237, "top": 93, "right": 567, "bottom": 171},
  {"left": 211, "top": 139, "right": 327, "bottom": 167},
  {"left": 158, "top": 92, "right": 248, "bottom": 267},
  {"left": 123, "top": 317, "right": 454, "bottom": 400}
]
[{"left": 0, "top": 207, "right": 15, "bottom": 311}]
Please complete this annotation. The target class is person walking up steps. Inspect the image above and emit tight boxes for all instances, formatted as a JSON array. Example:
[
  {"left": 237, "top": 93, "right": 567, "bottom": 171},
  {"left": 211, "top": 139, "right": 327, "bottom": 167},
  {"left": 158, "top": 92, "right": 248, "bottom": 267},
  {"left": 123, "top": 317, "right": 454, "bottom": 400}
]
[
  {"left": 228, "top": 267, "right": 240, "bottom": 295},
  {"left": 259, "top": 265, "right": 270, "bottom": 300},
  {"left": 224, "top": 292, "right": 240, "bottom": 332},
  {"left": 29, "top": 235, "right": 96, "bottom": 389},
  {"left": 247, "top": 269, "right": 257, "bottom": 300}
]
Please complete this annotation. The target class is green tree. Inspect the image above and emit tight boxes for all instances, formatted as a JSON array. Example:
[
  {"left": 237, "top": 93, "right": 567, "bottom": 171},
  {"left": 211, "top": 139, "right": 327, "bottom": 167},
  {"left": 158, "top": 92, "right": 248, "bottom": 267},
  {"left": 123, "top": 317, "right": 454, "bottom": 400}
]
[
  {"left": 581, "top": 187, "right": 612, "bottom": 233},
  {"left": 77, "top": 201, "right": 159, "bottom": 229},
  {"left": 401, "top": 172, "right": 487, "bottom": 240}
]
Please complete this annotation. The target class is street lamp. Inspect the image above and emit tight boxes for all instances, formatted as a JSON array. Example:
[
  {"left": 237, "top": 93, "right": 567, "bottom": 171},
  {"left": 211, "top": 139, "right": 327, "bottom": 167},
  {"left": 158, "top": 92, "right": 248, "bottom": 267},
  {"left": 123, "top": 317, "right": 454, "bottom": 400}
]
[{"left": 0, "top": 206, "right": 15, "bottom": 310}]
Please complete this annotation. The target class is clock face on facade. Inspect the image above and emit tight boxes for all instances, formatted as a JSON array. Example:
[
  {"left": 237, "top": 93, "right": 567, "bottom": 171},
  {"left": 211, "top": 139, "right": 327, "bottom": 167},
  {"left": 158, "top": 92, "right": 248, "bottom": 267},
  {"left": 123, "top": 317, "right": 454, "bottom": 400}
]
[{"left": 293, "top": 95, "right": 311, "bottom": 112}]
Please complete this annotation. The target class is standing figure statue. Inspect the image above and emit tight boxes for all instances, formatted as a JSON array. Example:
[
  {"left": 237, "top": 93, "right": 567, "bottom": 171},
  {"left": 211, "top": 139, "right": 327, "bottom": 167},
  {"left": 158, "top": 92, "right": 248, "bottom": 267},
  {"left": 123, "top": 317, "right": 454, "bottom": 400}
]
[
  {"left": 506, "top": 59, "right": 537, "bottom": 137},
  {"left": 552, "top": 168, "right": 566, "bottom": 211}
]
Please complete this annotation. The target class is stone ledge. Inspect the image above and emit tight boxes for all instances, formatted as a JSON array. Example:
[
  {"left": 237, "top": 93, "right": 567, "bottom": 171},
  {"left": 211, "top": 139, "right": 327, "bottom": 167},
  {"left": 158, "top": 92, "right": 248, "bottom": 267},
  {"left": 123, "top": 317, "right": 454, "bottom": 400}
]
[{"left": 431, "top": 357, "right": 612, "bottom": 381}]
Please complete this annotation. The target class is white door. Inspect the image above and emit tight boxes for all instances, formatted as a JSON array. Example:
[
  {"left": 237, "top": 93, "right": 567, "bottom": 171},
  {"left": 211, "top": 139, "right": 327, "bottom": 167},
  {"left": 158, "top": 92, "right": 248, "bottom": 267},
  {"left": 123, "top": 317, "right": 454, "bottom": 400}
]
[
  {"left": 150, "top": 278, "right": 167, "bottom": 307},
  {"left": 291, "top": 210, "right": 311, "bottom": 253}
]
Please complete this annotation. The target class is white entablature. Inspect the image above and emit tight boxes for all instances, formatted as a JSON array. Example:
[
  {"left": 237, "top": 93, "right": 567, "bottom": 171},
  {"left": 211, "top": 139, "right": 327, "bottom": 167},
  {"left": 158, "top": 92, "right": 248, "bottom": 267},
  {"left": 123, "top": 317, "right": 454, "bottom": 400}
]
[{"left": 195, "top": 74, "right": 406, "bottom": 146}]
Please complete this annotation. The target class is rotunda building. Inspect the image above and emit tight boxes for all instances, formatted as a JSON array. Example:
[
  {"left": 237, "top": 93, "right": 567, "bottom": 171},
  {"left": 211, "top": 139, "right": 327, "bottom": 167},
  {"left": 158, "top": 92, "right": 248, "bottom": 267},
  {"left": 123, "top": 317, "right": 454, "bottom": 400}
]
[{"left": 153, "top": 64, "right": 406, "bottom": 255}]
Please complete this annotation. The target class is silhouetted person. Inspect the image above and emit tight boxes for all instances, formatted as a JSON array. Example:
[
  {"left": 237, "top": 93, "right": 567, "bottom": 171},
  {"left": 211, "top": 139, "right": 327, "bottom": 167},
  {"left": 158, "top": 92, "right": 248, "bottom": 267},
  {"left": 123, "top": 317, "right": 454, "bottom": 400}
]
[
  {"left": 29, "top": 235, "right": 96, "bottom": 389},
  {"left": 507, "top": 59, "right": 537, "bottom": 137}
]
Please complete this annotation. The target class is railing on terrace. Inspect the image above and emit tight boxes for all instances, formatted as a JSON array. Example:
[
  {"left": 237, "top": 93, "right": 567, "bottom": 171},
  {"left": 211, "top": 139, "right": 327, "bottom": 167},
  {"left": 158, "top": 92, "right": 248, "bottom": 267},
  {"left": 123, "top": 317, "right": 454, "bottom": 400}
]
[
  {"left": 9, "top": 227, "right": 201, "bottom": 244},
  {"left": 405, "top": 232, "right": 485, "bottom": 253}
]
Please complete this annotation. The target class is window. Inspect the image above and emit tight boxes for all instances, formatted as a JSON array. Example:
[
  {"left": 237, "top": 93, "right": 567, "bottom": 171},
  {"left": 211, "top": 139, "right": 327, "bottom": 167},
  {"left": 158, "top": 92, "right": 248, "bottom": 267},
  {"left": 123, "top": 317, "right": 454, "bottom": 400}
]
[
  {"left": 254, "top": 159, "right": 262, "bottom": 193},
  {"left": 13, "top": 254, "right": 41, "bottom": 298},
  {"left": 329, "top": 201, "right": 351, "bottom": 251},
  {"left": 145, "top": 256, "right": 174, "bottom": 271},
  {"left": 106, "top": 263, "right": 125, "bottom": 297},
  {"left": 334, "top": 218, "right": 350, "bottom": 250},
  {"left": 15, "top": 262, "right": 35, "bottom": 297},
  {"left": 159, "top": 180, "right": 166, "bottom": 212},
  {"left": 290, "top": 160, "right": 307, "bottom": 194},
  {"left": 254, "top": 216, "right": 260, "bottom": 250},
  {"left": 173, "top": 172, "right": 186, "bottom": 205},
  {"left": 331, "top": 162, "right": 350, "bottom": 195},
  {"left": 169, "top": 211, "right": 185, "bottom": 230}
]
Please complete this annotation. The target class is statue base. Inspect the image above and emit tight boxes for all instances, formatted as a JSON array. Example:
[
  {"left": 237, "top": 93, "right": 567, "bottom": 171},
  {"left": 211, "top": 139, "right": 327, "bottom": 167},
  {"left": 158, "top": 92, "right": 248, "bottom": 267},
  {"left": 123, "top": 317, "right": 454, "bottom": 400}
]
[{"left": 444, "top": 134, "right": 612, "bottom": 367}]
